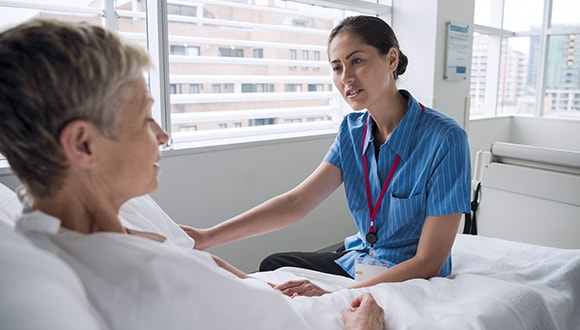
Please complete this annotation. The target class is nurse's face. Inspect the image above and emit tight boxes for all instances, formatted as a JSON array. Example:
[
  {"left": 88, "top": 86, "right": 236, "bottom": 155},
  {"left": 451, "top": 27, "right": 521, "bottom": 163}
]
[{"left": 329, "top": 32, "right": 396, "bottom": 111}]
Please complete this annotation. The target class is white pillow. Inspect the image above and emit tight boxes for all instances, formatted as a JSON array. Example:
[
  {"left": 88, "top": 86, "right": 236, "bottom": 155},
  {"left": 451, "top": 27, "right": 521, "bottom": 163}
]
[
  {"left": 0, "top": 183, "right": 22, "bottom": 227},
  {"left": 0, "top": 221, "right": 107, "bottom": 329},
  {"left": 119, "top": 194, "right": 194, "bottom": 249}
]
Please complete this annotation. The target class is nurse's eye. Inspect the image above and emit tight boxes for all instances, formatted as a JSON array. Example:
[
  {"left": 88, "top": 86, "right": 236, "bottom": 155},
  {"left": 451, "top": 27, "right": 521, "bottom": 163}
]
[{"left": 352, "top": 58, "right": 363, "bottom": 65}]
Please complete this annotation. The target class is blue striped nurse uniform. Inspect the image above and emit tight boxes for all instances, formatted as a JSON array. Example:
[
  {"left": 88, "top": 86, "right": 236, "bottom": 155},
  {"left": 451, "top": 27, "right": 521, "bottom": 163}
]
[{"left": 324, "top": 90, "right": 471, "bottom": 278}]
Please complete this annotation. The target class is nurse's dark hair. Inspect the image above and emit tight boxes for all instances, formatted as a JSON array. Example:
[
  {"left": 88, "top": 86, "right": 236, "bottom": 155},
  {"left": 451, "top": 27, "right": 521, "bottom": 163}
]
[{"left": 328, "top": 15, "right": 408, "bottom": 80}]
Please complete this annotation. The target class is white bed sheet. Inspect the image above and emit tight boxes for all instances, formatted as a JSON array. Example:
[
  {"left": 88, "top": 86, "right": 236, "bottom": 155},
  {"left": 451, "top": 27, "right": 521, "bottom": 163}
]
[{"left": 252, "top": 234, "right": 580, "bottom": 330}]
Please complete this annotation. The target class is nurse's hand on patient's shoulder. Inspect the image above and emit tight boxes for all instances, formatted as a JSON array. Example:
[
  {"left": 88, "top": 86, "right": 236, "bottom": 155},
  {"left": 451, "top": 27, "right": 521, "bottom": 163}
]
[
  {"left": 274, "top": 279, "right": 330, "bottom": 297},
  {"left": 179, "top": 225, "right": 209, "bottom": 250},
  {"left": 342, "top": 293, "right": 385, "bottom": 330}
]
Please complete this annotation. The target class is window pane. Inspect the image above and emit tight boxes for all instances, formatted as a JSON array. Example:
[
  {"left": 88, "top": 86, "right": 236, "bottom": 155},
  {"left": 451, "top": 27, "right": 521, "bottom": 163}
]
[
  {"left": 473, "top": 0, "right": 503, "bottom": 28},
  {"left": 470, "top": 32, "right": 501, "bottom": 117},
  {"left": 544, "top": 34, "right": 580, "bottom": 118},
  {"left": 497, "top": 36, "right": 538, "bottom": 115},
  {"left": 551, "top": 0, "right": 580, "bottom": 28},
  {"left": 503, "top": 0, "right": 543, "bottom": 32},
  {"left": 163, "top": 0, "right": 381, "bottom": 145}
]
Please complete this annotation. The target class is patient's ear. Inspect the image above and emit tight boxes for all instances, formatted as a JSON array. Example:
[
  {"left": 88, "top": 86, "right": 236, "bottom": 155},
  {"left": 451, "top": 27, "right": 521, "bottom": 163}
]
[{"left": 59, "top": 120, "right": 96, "bottom": 168}]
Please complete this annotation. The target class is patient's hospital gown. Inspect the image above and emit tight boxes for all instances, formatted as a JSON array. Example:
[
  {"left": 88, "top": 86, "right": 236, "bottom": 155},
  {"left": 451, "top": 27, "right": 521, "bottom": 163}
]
[{"left": 15, "top": 210, "right": 345, "bottom": 330}]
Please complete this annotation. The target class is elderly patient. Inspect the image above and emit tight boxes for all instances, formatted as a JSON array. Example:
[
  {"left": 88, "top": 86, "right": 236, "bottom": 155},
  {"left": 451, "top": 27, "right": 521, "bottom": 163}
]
[{"left": 0, "top": 19, "right": 384, "bottom": 330}]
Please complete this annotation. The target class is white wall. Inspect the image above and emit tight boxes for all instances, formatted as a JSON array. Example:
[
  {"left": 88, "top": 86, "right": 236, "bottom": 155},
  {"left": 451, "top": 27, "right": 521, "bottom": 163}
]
[
  {"left": 393, "top": 0, "right": 474, "bottom": 128},
  {"left": 510, "top": 117, "right": 580, "bottom": 151},
  {"left": 151, "top": 135, "right": 356, "bottom": 272},
  {"left": 468, "top": 116, "right": 580, "bottom": 165}
]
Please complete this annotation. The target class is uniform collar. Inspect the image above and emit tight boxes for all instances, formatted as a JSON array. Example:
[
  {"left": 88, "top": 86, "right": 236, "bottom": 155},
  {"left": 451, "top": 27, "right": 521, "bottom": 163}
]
[{"left": 361, "top": 90, "right": 423, "bottom": 160}]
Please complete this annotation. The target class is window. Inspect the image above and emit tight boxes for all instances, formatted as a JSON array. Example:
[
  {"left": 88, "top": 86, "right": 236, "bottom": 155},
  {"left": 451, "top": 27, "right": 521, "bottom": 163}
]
[
  {"left": 170, "top": 45, "right": 200, "bottom": 56},
  {"left": 470, "top": 0, "right": 580, "bottom": 118},
  {"left": 218, "top": 47, "right": 244, "bottom": 58},
  {"left": 285, "top": 84, "right": 303, "bottom": 92},
  {"left": 190, "top": 84, "right": 202, "bottom": 94},
  {"left": 0, "top": 0, "right": 393, "bottom": 159},
  {"left": 308, "top": 84, "right": 324, "bottom": 91},
  {"left": 253, "top": 48, "right": 263, "bottom": 58}
]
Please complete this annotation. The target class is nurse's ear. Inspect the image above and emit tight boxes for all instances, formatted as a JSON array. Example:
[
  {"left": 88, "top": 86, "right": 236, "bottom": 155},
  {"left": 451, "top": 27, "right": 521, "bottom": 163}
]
[
  {"left": 386, "top": 47, "right": 399, "bottom": 71},
  {"left": 59, "top": 119, "right": 98, "bottom": 169}
]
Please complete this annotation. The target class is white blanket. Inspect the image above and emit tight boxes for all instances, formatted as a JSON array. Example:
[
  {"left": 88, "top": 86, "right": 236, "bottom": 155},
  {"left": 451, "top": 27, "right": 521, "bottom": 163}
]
[{"left": 252, "top": 234, "right": 580, "bottom": 330}]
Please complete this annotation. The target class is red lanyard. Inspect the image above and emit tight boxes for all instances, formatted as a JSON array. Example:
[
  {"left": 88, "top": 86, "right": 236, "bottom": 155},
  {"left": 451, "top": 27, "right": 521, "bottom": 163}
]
[
  {"left": 361, "top": 115, "right": 400, "bottom": 245},
  {"left": 361, "top": 104, "right": 423, "bottom": 245}
]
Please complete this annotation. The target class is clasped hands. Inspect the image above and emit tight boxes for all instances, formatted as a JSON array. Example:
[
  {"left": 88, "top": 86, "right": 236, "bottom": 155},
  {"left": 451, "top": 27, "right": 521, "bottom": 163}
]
[{"left": 268, "top": 279, "right": 330, "bottom": 298}]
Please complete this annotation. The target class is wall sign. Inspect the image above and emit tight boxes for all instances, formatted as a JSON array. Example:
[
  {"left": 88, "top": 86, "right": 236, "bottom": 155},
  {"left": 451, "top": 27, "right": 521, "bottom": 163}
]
[{"left": 444, "top": 22, "right": 470, "bottom": 80}]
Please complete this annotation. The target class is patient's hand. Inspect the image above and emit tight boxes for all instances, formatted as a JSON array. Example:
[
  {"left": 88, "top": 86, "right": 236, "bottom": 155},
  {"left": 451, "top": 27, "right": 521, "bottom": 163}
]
[
  {"left": 274, "top": 279, "right": 330, "bottom": 297},
  {"left": 342, "top": 293, "right": 385, "bottom": 330}
]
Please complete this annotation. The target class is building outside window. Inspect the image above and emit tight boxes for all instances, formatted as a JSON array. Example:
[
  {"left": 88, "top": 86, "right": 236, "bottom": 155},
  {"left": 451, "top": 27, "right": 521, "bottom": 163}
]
[{"left": 470, "top": 0, "right": 580, "bottom": 118}]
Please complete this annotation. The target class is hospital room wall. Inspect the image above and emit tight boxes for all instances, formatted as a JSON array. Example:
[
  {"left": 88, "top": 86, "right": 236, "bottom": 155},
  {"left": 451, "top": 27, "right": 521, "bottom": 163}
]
[{"left": 468, "top": 117, "right": 580, "bottom": 158}]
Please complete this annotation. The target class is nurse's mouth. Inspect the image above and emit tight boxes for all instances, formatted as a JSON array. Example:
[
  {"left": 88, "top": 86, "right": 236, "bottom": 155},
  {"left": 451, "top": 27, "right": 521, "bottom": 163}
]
[{"left": 346, "top": 89, "right": 362, "bottom": 98}]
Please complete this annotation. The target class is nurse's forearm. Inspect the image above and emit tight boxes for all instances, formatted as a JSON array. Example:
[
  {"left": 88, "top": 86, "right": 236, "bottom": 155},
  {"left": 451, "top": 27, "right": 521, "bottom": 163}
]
[
  {"left": 349, "top": 255, "right": 440, "bottom": 288},
  {"left": 205, "top": 193, "right": 306, "bottom": 248}
]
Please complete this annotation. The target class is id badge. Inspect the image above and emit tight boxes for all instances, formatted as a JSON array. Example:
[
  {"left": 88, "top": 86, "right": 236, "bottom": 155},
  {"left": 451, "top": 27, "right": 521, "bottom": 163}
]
[{"left": 354, "top": 255, "right": 394, "bottom": 282}]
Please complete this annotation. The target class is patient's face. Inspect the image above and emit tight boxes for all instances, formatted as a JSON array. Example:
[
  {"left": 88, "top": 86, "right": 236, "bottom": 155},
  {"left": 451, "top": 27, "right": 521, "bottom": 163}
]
[{"left": 96, "top": 77, "right": 168, "bottom": 201}]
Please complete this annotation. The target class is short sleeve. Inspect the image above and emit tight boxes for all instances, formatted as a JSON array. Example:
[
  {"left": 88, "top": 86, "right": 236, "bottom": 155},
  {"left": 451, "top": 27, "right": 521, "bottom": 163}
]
[{"left": 426, "top": 127, "right": 471, "bottom": 216}]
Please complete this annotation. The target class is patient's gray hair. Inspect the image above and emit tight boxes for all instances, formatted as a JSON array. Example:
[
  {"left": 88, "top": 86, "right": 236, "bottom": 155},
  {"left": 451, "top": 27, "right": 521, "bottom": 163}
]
[{"left": 0, "top": 18, "right": 150, "bottom": 197}]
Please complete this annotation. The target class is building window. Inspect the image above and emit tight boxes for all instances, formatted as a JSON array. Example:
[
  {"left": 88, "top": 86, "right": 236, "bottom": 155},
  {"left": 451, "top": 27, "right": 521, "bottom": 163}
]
[
  {"left": 249, "top": 118, "right": 275, "bottom": 126},
  {"left": 285, "top": 118, "right": 302, "bottom": 123},
  {"left": 189, "top": 84, "right": 201, "bottom": 94},
  {"left": 242, "top": 84, "right": 274, "bottom": 93},
  {"left": 219, "top": 47, "right": 244, "bottom": 57},
  {"left": 171, "top": 45, "right": 200, "bottom": 56},
  {"left": 253, "top": 48, "right": 263, "bottom": 58},
  {"left": 308, "top": 84, "right": 323, "bottom": 92},
  {"left": 285, "top": 84, "right": 302, "bottom": 92}
]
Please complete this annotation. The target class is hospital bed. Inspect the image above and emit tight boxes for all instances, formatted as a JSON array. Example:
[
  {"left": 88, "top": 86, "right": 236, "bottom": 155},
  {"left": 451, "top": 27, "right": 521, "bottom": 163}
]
[{"left": 1, "top": 142, "right": 579, "bottom": 329}]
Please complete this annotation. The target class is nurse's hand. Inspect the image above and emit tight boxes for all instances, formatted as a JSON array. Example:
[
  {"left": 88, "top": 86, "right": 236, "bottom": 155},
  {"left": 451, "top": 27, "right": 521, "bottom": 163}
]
[
  {"left": 274, "top": 279, "right": 330, "bottom": 297},
  {"left": 179, "top": 224, "right": 210, "bottom": 250}
]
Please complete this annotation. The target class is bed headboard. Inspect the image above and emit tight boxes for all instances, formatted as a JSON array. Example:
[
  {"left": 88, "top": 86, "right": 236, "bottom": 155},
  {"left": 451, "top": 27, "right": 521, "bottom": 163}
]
[{"left": 474, "top": 142, "right": 580, "bottom": 249}]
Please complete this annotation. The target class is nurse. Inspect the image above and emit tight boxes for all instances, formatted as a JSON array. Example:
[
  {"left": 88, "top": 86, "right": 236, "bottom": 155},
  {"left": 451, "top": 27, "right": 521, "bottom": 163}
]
[{"left": 181, "top": 15, "right": 471, "bottom": 297}]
